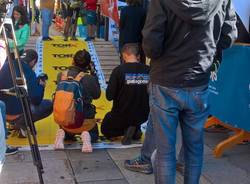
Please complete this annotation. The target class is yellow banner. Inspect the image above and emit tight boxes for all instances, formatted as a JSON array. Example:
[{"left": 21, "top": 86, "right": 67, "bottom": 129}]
[{"left": 8, "top": 37, "right": 111, "bottom": 146}]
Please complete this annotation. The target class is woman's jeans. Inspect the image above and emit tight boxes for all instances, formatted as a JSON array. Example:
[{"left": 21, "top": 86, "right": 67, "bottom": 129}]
[
  {"left": 149, "top": 84, "right": 209, "bottom": 184},
  {"left": 41, "top": 8, "right": 53, "bottom": 38}
]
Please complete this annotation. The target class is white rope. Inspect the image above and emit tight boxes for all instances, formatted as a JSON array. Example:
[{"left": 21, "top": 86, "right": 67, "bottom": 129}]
[{"left": 87, "top": 40, "right": 107, "bottom": 89}]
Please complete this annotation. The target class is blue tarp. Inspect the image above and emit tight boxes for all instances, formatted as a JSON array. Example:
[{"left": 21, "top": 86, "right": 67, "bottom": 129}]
[{"left": 209, "top": 44, "right": 250, "bottom": 131}]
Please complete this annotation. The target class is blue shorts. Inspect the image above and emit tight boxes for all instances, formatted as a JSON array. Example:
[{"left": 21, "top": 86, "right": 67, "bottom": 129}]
[{"left": 86, "top": 10, "right": 97, "bottom": 25}]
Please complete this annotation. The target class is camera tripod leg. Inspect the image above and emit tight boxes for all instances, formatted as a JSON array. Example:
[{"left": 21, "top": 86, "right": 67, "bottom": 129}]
[
  {"left": 1, "top": 15, "right": 45, "bottom": 184},
  {"left": 19, "top": 88, "right": 44, "bottom": 184}
]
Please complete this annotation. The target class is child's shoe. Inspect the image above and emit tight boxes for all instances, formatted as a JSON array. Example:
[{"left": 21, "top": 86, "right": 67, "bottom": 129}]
[
  {"left": 81, "top": 131, "right": 93, "bottom": 153},
  {"left": 54, "top": 129, "right": 65, "bottom": 150}
]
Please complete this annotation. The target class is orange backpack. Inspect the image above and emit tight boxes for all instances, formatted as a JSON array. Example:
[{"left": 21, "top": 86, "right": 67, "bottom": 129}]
[{"left": 53, "top": 71, "right": 85, "bottom": 127}]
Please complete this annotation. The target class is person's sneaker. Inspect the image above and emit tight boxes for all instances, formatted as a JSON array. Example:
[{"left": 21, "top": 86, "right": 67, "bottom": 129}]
[
  {"left": 6, "top": 146, "right": 18, "bottom": 156},
  {"left": 124, "top": 156, "right": 153, "bottom": 174},
  {"left": 54, "top": 129, "right": 65, "bottom": 150},
  {"left": 121, "top": 126, "right": 136, "bottom": 145},
  {"left": 81, "top": 131, "right": 93, "bottom": 153}
]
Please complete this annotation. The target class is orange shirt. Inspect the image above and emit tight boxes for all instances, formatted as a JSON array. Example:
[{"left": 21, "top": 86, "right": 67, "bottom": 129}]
[{"left": 40, "top": 0, "right": 55, "bottom": 11}]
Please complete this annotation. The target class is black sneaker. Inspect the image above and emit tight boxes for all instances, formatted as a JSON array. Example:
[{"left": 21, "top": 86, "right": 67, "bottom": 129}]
[
  {"left": 124, "top": 156, "right": 153, "bottom": 174},
  {"left": 6, "top": 146, "right": 18, "bottom": 156}
]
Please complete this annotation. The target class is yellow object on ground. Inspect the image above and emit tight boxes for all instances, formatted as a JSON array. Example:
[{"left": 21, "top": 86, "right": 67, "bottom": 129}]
[{"left": 7, "top": 37, "right": 112, "bottom": 146}]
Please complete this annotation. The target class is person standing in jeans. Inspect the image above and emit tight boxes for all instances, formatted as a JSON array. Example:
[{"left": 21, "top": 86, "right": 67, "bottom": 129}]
[
  {"left": 142, "top": 0, "right": 237, "bottom": 183},
  {"left": 40, "top": 0, "right": 55, "bottom": 41}
]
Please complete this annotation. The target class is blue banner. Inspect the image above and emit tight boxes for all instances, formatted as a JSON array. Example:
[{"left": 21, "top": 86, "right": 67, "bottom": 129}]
[{"left": 209, "top": 44, "right": 250, "bottom": 131}]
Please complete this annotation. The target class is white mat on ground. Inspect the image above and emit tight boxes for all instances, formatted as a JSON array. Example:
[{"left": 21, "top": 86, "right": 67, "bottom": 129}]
[{"left": 19, "top": 142, "right": 142, "bottom": 151}]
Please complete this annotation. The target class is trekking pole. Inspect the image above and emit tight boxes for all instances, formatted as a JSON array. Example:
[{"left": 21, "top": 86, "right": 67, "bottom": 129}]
[{"left": 0, "top": 15, "right": 44, "bottom": 184}]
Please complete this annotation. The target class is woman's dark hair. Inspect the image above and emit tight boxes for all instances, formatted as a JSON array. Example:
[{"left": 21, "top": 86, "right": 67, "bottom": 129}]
[
  {"left": 73, "top": 49, "right": 91, "bottom": 69},
  {"left": 11, "top": 6, "right": 29, "bottom": 27},
  {"left": 126, "top": 0, "right": 142, "bottom": 6}
]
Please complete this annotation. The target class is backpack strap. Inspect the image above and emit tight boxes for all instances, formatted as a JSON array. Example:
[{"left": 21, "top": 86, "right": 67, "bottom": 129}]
[
  {"left": 61, "top": 70, "right": 69, "bottom": 81},
  {"left": 74, "top": 72, "right": 85, "bottom": 82}
]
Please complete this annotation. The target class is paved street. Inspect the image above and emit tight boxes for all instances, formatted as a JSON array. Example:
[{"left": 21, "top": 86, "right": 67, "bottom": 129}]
[{"left": 1, "top": 132, "right": 250, "bottom": 184}]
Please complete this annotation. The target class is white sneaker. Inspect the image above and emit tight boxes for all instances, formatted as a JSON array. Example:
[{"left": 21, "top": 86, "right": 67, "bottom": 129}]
[
  {"left": 81, "top": 131, "right": 92, "bottom": 153},
  {"left": 54, "top": 129, "right": 65, "bottom": 150}
]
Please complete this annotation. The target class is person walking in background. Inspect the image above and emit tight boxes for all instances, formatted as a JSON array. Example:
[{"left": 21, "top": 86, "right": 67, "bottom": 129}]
[
  {"left": 9, "top": 6, "right": 30, "bottom": 55},
  {"left": 84, "top": 0, "right": 97, "bottom": 41},
  {"left": 63, "top": 0, "right": 82, "bottom": 41},
  {"left": 31, "top": 4, "right": 41, "bottom": 36},
  {"left": 142, "top": 0, "right": 237, "bottom": 183},
  {"left": 119, "top": 0, "right": 146, "bottom": 63},
  {"left": 40, "top": 0, "right": 55, "bottom": 41}
]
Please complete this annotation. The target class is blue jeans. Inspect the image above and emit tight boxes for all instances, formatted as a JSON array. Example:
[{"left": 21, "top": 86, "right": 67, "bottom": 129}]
[
  {"left": 141, "top": 114, "right": 154, "bottom": 163},
  {"left": 0, "top": 101, "right": 7, "bottom": 139},
  {"left": 150, "top": 84, "right": 209, "bottom": 184},
  {"left": 141, "top": 114, "right": 185, "bottom": 165},
  {"left": 41, "top": 8, "right": 53, "bottom": 38}
]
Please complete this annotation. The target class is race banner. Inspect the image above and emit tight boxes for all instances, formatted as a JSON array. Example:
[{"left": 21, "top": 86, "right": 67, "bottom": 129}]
[{"left": 100, "top": 0, "right": 119, "bottom": 25}]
